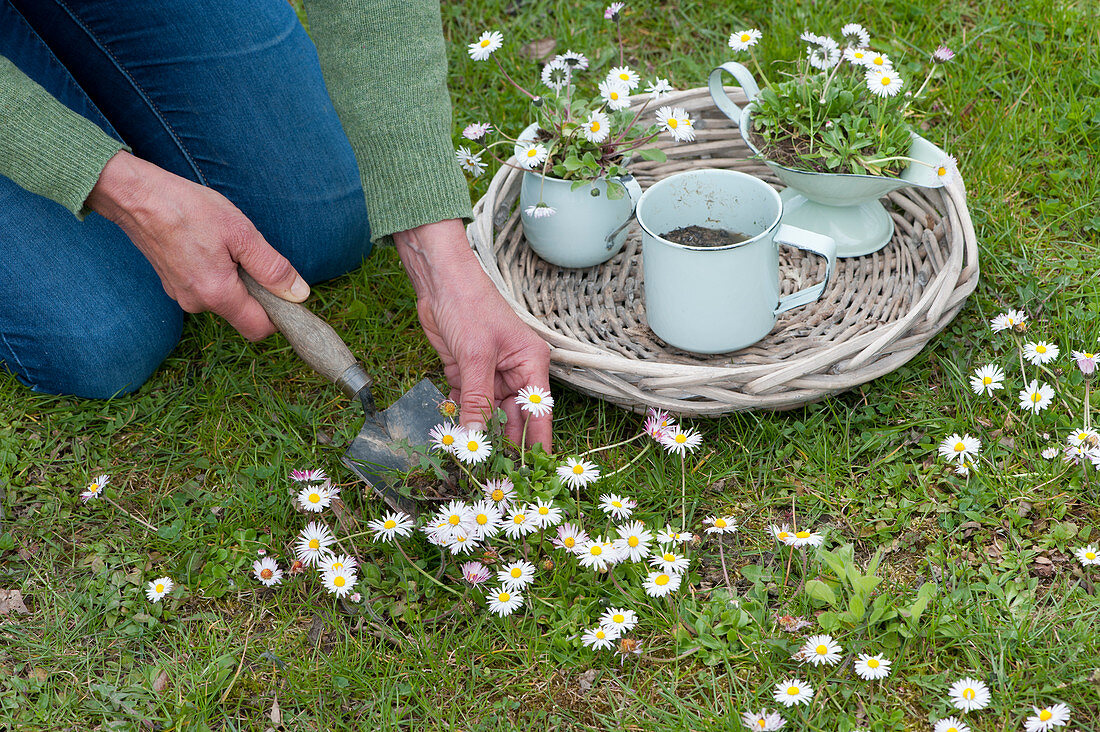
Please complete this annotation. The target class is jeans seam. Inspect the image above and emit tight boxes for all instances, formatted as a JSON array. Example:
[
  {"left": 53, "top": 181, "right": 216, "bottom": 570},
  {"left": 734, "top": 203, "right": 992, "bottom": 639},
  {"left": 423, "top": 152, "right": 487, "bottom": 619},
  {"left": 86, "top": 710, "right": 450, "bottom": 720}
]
[
  {"left": 52, "top": 0, "right": 209, "bottom": 186},
  {"left": 0, "top": 330, "right": 30, "bottom": 383}
]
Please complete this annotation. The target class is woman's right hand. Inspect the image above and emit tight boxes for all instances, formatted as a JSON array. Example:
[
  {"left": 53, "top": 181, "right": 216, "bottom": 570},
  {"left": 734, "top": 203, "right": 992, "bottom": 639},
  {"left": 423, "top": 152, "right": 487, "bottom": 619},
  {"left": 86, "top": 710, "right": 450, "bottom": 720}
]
[{"left": 86, "top": 150, "right": 310, "bottom": 340}]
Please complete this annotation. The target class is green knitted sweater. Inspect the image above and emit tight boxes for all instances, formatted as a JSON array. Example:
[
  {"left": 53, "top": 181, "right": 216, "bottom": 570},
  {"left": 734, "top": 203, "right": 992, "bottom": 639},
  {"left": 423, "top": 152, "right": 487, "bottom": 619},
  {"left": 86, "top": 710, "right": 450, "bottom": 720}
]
[{"left": 0, "top": 0, "right": 471, "bottom": 245}]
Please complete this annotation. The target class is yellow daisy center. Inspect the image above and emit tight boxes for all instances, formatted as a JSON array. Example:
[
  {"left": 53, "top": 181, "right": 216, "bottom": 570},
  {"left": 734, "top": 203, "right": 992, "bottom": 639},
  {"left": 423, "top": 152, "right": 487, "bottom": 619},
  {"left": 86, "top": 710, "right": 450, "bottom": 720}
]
[
  {"left": 590, "top": 545, "right": 603, "bottom": 556},
  {"left": 1040, "top": 710, "right": 1052, "bottom": 721},
  {"left": 938, "top": 166, "right": 948, "bottom": 176},
  {"left": 715, "top": 518, "right": 727, "bottom": 528},
  {"left": 449, "top": 515, "right": 461, "bottom": 525},
  {"left": 663, "top": 553, "right": 675, "bottom": 562},
  {"left": 384, "top": 519, "right": 396, "bottom": 529},
  {"left": 867, "top": 658, "right": 880, "bottom": 668},
  {"left": 498, "top": 592, "right": 510, "bottom": 602},
  {"left": 466, "top": 440, "right": 479, "bottom": 451},
  {"left": 954, "top": 442, "right": 966, "bottom": 452},
  {"left": 983, "top": 376, "right": 992, "bottom": 384},
  {"left": 480, "top": 39, "right": 491, "bottom": 48},
  {"left": 87, "top": 483, "right": 99, "bottom": 492},
  {"left": 155, "top": 583, "right": 165, "bottom": 593},
  {"left": 947, "top": 728, "right": 958, "bottom": 732},
  {"left": 777, "top": 531, "right": 789, "bottom": 540},
  {"left": 741, "top": 34, "right": 751, "bottom": 42},
  {"left": 590, "top": 121, "right": 601, "bottom": 132},
  {"left": 492, "top": 489, "right": 504, "bottom": 501},
  {"left": 757, "top": 722, "right": 766, "bottom": 729},
  {"left": 1087, "top": 552, "right": 1096, "bottom": 560},
  {"left": 675, "top": 434, "right": 687, "bottom": 444},
  {"left": 612, "top": 501, "right": 622, "bottom": 508},
  {"left": 668, "top": 118, "right": 678, "bottom": 128},
  {"left": 563, "top": 537, "right": 575, "bottom": 548},
  {"left": 308, "top": 539, "right": 319, "bottom": 550},
  {"left": 596, "top": 630, "right": 606, "bottom": 639},
  {"left": 816, "top": 644, "right": 828, "bottom": 655},
  {"left": 1037, "top": 345, "right": 1047, "bottom": 353},
  {"left": 618, "top": 73, "right": 629, "bottom": 81},
  {"left": 1031, "top": 392, "right": 1042, "bottom": 403},
  {"left": 526, "top": 149, "right": 538, "bottom": 158},
  {"left": 260, "top": 568, "right": 273, "bottom": 580},
  {"left": 513, "top": 515, "right": 525, "bottom": 524},
  {"left": 963, "top": 688, "right": 975, "bottom": 700},
  {"left": 880, "top": 76, "right": 892, "bottom": 86},
  {"left": 308, "top": 493, "right": 320, "bottom": 503},
  {"left": 873, "top": 57, "right": 884, "bottom": 65},
  {"left": 610, "top": 91, "right": 620, "bottom": 100},
  {"left": 613, "top": 614, "right": 624, "bottom": 623},
  {"left": 539, "top": 507, "right": 549, "bottom": 516},
  {"left": 441, "top": 435, "right": 454, "bottom": 446},
  {"left": 796, "top": 531, "right": 811, "bottom": 539},
  {"left": 572, "top": 464, "right": 585, "bottom": 474},
  {"left": 476, "top": 514, "right": 489, "bottom": 525},
  {"left": 529, "top": 394, "right": 542, "bottom": 403},
  {"left": 332, "top": 562, "right": 344, "bottom": 570},
  {"left": 655, "top": 574, "right": 669, "bottom": 586},
  {"left": 787, "top": 686, "right": 800, "bottom": 696},
  {"left": 510, "top": 568, "right": 522, "bottom": 578},
  {"left": 621, "top": 537, "right": 636, "bottom": 549}
]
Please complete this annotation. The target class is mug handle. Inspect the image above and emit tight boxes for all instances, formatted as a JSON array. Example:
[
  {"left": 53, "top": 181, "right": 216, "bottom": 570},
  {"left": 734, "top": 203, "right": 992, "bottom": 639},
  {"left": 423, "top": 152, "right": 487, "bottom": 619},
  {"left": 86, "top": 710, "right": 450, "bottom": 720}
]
[
  {"left": 773, "top": 224, "right": 837, "bottom": 315},
  {"left": 707, "top": 62, "right": 761, "bottom": 126},
  {"left": 604, "top": 175, "right": 643, "bottom": 248}
]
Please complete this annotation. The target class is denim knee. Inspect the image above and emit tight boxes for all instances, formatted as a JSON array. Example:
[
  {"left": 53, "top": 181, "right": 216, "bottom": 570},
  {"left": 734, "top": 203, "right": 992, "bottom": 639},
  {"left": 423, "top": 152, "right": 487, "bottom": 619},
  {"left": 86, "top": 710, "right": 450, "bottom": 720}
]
[{"left": 276, "top": 189, "right": 373, "bottom": 285}]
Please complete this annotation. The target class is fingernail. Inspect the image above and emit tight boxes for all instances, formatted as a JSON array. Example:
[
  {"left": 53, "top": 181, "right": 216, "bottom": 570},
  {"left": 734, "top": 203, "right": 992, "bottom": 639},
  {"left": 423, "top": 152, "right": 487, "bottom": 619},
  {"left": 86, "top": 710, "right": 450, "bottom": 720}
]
[
  {"left": 289, "top": 276, "right": 310, "bottom": 301},
  {"left": 466, "top": 421, "right": 486, "bottom": 433}
]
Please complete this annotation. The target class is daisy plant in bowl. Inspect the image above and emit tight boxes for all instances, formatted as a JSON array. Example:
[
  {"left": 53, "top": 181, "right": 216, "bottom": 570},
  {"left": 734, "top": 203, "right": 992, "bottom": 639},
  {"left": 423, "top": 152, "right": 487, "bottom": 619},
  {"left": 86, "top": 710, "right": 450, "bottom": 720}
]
[{"left": 457, "top": 4, "right": 696, "bottom": 268}]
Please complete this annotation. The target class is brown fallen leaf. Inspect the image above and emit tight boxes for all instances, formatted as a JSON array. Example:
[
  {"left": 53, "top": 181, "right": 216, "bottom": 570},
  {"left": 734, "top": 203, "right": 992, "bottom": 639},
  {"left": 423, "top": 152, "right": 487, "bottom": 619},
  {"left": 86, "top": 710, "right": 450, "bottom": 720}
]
[
  {"left": 152, "top": 670, "right": 169, "bottom": 693},
  {"left": 519, "top": 38, "right": 556, "bottom": 61},
  {"left": 30, "top": 668, "right": 48, "bottom": 683},
  {"left": 270, "top": 693, "right": 282, "bottom": 727},
  {"left": 0, "top": 589, "right": 29, "bottom": 616}
]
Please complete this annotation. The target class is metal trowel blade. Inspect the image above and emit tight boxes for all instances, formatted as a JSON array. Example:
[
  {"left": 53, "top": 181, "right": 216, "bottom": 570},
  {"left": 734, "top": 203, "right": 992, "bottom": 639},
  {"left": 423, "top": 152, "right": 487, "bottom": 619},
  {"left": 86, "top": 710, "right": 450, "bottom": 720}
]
[{"left": 340, "top": 378, "right": 445, "bottom": 518}]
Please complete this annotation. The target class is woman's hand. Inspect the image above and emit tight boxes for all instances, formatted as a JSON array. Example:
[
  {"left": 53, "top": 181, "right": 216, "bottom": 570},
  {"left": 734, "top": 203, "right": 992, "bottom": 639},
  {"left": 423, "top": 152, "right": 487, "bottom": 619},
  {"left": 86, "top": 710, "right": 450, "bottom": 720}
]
[
  {"left": 86, "top": 150, "right": 310, "bottom": 340},
  {"left": 394, "top": 219, "right": 553, "bottom": 451}
]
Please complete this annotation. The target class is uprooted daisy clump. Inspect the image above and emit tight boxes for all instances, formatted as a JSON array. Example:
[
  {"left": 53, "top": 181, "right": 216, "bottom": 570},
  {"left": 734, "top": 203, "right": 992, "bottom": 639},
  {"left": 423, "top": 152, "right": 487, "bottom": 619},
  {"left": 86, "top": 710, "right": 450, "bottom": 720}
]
[
  {"left": 457, "top": 4, "right": 695, "bottom": 216},
  {"left": 725, "top": 22, "right": 958, "bottom": 179}
]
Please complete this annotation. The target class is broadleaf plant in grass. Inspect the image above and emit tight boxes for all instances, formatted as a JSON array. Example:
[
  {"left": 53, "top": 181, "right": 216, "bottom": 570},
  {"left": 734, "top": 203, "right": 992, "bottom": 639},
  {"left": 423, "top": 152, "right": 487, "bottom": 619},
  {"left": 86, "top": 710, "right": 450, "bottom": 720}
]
[{"left": 726, "top": 23, "right": 957, "bottom": 177}]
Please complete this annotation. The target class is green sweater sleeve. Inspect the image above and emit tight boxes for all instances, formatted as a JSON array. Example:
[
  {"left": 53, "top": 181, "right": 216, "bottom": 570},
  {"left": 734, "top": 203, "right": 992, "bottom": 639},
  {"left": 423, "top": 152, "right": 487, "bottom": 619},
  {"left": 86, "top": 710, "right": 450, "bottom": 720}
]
[
  {"left": 303, "top": 0, "right": 473, "bottom": 246},
  {"left": 0, "top": 55, "right": 127, "bottom": 219}
]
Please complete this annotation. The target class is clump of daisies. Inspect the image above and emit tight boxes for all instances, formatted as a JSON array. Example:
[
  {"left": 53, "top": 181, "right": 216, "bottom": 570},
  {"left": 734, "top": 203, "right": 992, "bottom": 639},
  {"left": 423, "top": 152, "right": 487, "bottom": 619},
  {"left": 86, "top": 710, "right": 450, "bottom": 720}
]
[
  {"left": 458, "top": 5, "right": 693, "bottom": 211},
  {"left": 724, "top": 22, "right": 957, "bottom": 178}
]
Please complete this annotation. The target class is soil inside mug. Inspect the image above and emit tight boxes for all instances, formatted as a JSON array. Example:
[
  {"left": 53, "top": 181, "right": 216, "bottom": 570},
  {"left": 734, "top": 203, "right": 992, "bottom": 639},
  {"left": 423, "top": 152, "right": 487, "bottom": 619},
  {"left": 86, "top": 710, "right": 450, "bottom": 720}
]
[{"left": 661, "top": 225, "right": 750, "bottom": 248}]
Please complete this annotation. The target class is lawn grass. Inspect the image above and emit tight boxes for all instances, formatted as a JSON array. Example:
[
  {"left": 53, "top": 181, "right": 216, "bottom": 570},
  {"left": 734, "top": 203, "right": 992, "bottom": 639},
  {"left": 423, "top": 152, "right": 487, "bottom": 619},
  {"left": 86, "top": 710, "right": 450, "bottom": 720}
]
[{"left": 2, "top": 0, "right": 1100, "bottom": 730}]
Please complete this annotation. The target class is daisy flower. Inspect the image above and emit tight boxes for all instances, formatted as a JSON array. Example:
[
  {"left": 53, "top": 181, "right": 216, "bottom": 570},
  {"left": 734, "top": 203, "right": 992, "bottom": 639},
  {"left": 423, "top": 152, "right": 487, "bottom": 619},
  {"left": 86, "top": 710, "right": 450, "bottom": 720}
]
[
  {"left": 297, "top": 481, "right": 333, "bottom": 513},
  {"left": 773, "top": 679, "right": 813, "bottom": 707},
  {"left": 455, "top": 146, "right": 486, "bottom": 177},
  {"left": 969, "top": 364, "right": 1005, "bottom": 396},
  {"left": 515, "top": 142, "right": 549, "bottom": 170},
  {"left": 1024, "top": 703, "right": 1071, "bottom": 732},
  {"left": 771, "top": 524, "right": 794, "bottom": 544},
  {"left": 866, "top": 69, "right": 904, "bottom": 97},
  {"left": 807, "top": 37, "right": 841, "bottom": 70},
  {"left": 655, "top": 106, "right": 695, "bottom": 142},
  {"left": 468, "top": 30, "right": 504, "bottom": 61},
  {"left": 598, "top": 79, "right": 631, "bottom": 111},
  {"left": 581, "top": 625, "right": 619, "bottom": 650},
  {"left": 502, "top": 508, "right": 537, "bottom": 539},
  {"left": 728, "top": 29, "right": 762, "bottom": 52},
  {"left": 1072, "top": 350, "right": 1097, "bottom": 376},
  {"left": 604, "top": 2, "right": 624, "bottom": 20},
  {"left": 367, "top": 511, "right": 415, "bottom": 543},
  {"left": 741, "top": 709, "right": 786, "bottom": 731},
  {"left": 582, "top": 110, "right": 611, "bottom": 144},
  {"left": 557, "top": 457, "right": 601, "bottom": 489},
  {"left": 497, "top": 560, "right": 536, "bottom": 591},
  {"left": 146, "top": 577, "right": 174, "bottom": 603},
  {"left": 934, "top": 155, "right": 959, "bottom": 185},
  {"left": 933, "top": 718, "right": 970, "bottom": 732},
  {"left": 841, "top": 23, "right": 870, "bottom": 47},
  {"left": 437, "top": 500, "right": 476, "bottom": 535},
  {"left": 704, "top": 515, "right": 738, "bottom": 534},
  {"left": 644, "top": 409, "right": 676, "bottom": 439},
  {"left": 645, "top": 78, "right": 673, "bottom": 100},
  {"left": 81, "top": 474, "right": 109, "bottom": 503},
  {"left": 843, "top": 47, "right": 870, "bottom": 65},
  {"left": 799, "top": 30, "right": 824, "bottom": 45},
  {"left": 483, "top": 478, "right": 516, "bottom": 509},
  {"left": 598, "top": 493, "right": 635, "bottom": 520},
  {"left": 787, "top": 529, "right": 824, "bottom": 548},
  {"left": 933, "top": 45, "right": 956, "bottom": 62},
  {"left": 853, "top": 653, "right": 891, "bottom": 680},
  {"left": 614, "top": 521, "right": 653, "bottom": 562},
  {"left": 428, "top": 422, "right": 464, "bottom": 453},
  {"left": 556, "top": 50, "right": 589, "bottom": 70},
  {"left": 577, "top": 538, "right": 617, "bottom": 571},
  {"left": 1074, "top": 545, "right": 1100, "bottom": 566},
  {"left": 615, "top": 637, "right": 643, "bottom": 663},
  {"left": 1068, "top": 428, "right": 1099, "bottom": 448},
  {"left": 649, "top": 547, "right": 690, "bottom": 574},
  {"left": 863, "top": 51, "right": 892, "bottom": 70},
  {"left": 1063, "top": 444, "right": 1093, "bottom": 466},
  {"left": 529, "top": 498, "right": 563, "bottom": 530},
  {"left": 642, "top": 570, "right": 682, "bottom": 597},
  {"left": 290, "top": 468, "right": 326, "bottom": 484},
  {"left": 553, "top": 523, "right": 588, "bottom": 551},
  {"left": 460, "top": 561, "right": 491, "bottom": 585},
  {"left": 947, "top": 677, "right": 991, "bottom": 713},
  {"left": 541, "top": 58, "right": 571, "bottom": 92},
  {"left": 598, "top": 607, "right": 638, "bottom": 634},
  {"left": 938, "top": 433, "right": 981, "bottom": 463},
  {"left": 1041, "top": 445, "right": 1060, "bottom": 460},
  {"left": 525, "top": 203, "right": 556, "bottom": 218},
  {"left": 322, "top": 568, "right": 356, "bottom": 597},
  {"left": 486, "top": 586, "right": 524, "bottom": 616},
  {"left": 660, "top": 426, "right": 703, "bottom": 455},
  {"left": 1018, "top": 380, "right": 1055, "bottom": 414},
  {"left": 800, "top": 634, "right": 842, "bottom": 666},
  {"left": 443, "top": 531, "right": 480, "bottom": 555},
  {"left": 469, "top": 500, "right": 503, "bottom": 539},
  {"left": 656, "top": 526, "right": 693, "bottom": 544},
  {"left": 990, "top": 309, "right": 1027, "bottom": 332},
  {"left": 515, "top": 385, "right": 554, "bottom": 417},
  {"left": 295, "top": 522, "right": 336, "bottom": 566},
  {"left": 455, "top": 430, "right": 493, "bottom": 464},
  {"left": 252, "top": 557, "right": 282, "bottom": 587},
  {"left": 606, "top": 65, "right": 640, "bottom": 90},
  {"left": 1024, "top": 341, "right": 1060, "bottom": 365},
  {"left": 462, "top": 122, "right": 491, "bottom": 140}
]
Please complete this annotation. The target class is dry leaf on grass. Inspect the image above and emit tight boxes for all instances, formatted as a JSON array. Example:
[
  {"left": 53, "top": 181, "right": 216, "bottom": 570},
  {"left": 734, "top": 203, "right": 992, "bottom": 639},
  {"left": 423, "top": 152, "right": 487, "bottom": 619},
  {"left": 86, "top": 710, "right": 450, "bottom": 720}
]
[
  {"left": 152, "top": 670, "right": 169, "bottom": 693},
  {"left": 270, "top": 693, "right": 282, "bottom": 727},
  {"left": 519, "top": 38, "right": 556, "bottom": 61},
  {"left": 0, "top": 589, "right": 29, "bottom": 616}
]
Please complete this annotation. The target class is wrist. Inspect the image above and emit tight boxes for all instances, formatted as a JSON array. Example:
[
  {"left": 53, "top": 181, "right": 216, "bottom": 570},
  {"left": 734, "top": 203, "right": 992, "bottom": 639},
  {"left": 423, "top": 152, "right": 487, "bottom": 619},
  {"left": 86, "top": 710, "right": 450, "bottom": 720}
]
[
  {"left": 393, "top": 219, "right": 482, "bottom": 299},
  {"left": 86, "top": 150, "right": 145, "bottom": 225}
]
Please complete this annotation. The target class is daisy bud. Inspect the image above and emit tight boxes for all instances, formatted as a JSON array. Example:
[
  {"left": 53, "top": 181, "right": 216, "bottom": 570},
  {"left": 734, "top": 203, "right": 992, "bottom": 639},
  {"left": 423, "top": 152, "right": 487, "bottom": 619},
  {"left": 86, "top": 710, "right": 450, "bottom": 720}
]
[{"left": 542, "top": 558, "right": 555, "bottom": 571}]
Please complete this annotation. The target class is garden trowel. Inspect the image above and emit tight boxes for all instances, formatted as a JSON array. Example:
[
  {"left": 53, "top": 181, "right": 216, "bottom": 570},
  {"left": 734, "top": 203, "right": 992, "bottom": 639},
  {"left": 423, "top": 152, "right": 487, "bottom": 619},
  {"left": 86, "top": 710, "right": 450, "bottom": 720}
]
[{"left": 241, "top": 270, "right": 440, "bottom": 517}]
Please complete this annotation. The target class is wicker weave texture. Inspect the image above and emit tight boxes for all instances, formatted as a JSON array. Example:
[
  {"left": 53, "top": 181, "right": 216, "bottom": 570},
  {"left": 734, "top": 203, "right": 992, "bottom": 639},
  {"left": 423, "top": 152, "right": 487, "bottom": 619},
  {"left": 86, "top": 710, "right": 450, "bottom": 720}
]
[{"left": 467, "top": 87, "right": 980, "bottom": 415}]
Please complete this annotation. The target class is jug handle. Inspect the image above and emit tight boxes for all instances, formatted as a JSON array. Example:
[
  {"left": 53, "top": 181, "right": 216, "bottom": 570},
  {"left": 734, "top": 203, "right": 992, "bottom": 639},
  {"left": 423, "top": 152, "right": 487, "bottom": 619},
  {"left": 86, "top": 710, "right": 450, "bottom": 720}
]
[
  {"left": 604, "top": 175, "right": 643, "bottom": 248},
  {"left": 708, "top": 62, "right": 761, "bottom": 126},
  {"left": 773, "top": 225, "right": 837, "bottom": 314}
]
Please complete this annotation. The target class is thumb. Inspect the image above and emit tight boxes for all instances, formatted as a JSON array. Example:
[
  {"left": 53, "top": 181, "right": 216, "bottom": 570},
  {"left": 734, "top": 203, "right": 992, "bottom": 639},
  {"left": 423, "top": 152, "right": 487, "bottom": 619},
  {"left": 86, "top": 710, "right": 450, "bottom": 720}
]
[
  {"left": 232, "top": 227, "right": 310, "bottom": 303},
  {"left": 457, "top": 353, "right": 497, "bottom": 433}
]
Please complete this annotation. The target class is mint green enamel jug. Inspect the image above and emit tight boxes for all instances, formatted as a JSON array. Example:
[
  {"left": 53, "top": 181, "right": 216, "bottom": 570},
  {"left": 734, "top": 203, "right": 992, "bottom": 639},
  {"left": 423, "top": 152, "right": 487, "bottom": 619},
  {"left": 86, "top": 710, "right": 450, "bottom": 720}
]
[{"left": 638, "top": 169, "right": 836, "bottom": 354}]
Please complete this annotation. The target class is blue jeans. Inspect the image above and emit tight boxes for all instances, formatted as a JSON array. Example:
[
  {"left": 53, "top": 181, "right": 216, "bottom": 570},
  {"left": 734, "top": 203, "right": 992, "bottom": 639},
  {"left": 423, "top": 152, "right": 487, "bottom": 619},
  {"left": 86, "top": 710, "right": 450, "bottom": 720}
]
[{"left": 0, "top": 0, "right": 372, "bottom": 398}]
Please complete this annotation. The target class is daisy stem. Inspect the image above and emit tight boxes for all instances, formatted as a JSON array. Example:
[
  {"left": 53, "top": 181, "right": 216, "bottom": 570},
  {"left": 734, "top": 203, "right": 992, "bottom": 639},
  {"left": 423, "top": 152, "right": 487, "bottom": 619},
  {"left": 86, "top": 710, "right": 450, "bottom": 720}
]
[
  {"left": 680, "top": 456, "right": 687, "bottom": 531},
  {"left": 579, "top": 432, "right": 644, "bottom": 457},
  {"left": 393, "top": 541, "right": 464, "bottom": 598},
  {"left": 749, "top": 50, "right": 768, "bottom": 89},
  {"left": 451, "top": 455, "right": 482, "bottom": 490},
  {"left": 1086, "top": 380, "right": 1092, "bottom": 430},
  {"left": 608, "top": 566, "right": 629, "bottom": 595},
  {"left": 794, "top": 549, "right": 810, "bottom": 596},
  {"left": 912, "top": 65, "right": 937, "bottom": 101},
  {"left": 104, "top": 497, "right": 158, "bottom": 534},
  {"left": 520, "top": 416, "right": 529, "bottom": 468},
  {"left": 718, "top": 541, "right": 733, "bottom": 591},
  {"left": 603, "top": 443, "right": 652, "bottom": 479},
  {"left": 611, "top": 97, "right": 655, "bottom": 147},
  {"left": 616, "top": 17, "right": 623, "bottom": 67},
  {"left": 494, "top": 56, "right": 536, "bottom": 100}
]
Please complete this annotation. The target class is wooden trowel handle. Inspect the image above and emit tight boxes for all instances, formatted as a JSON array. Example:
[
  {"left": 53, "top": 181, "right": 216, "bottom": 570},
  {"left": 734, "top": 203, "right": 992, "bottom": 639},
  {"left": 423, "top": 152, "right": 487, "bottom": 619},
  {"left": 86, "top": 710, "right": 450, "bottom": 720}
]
[{"left": 239, "top": 268, "right": 373, "bottom": 402}]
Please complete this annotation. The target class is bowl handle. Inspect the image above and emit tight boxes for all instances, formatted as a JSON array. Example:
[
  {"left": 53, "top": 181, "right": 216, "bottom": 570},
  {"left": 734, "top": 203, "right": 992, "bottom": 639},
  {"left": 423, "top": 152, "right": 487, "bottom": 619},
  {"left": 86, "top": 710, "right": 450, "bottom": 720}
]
[
  {"left": 604, "top": 175, "right": 643, "bottom": 248},
  {"left": 708, "top": 62, "right": 760, "bottom": 126},
  {"left": 773, "top": 225, "right": 837, "bottom": 314}
]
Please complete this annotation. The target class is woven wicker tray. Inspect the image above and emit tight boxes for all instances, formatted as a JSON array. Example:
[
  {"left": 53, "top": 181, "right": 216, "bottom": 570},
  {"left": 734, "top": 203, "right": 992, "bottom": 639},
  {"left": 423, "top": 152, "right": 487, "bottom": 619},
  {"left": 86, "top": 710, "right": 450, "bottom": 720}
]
[{"left": 467, "top": 86, "right": 980, "bottom": 416}]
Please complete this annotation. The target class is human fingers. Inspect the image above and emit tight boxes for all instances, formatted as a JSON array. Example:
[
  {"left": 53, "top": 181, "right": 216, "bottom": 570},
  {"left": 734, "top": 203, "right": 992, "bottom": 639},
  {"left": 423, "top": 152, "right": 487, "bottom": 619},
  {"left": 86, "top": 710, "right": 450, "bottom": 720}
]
[{"left": 229, "top": 221, "right": 311, "bottom": 303}]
